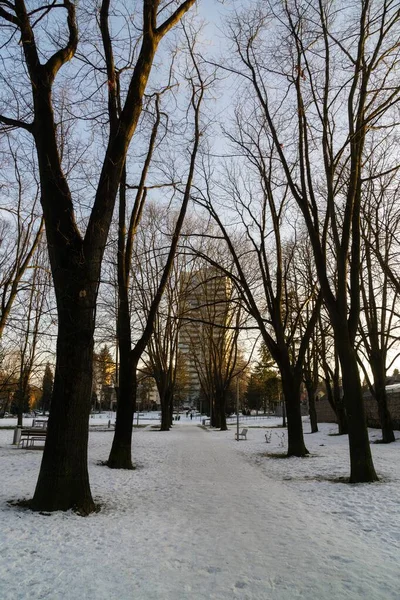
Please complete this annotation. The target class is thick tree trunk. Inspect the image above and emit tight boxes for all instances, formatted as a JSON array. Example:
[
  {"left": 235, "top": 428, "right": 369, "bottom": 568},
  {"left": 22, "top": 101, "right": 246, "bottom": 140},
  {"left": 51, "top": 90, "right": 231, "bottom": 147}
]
[
  {"left": 336, "top": 336, "right": 378, "bottom": 482},
  {"left": 376, "top": 391, "right": 395, "bottom": 443},
  {"left": 281, "top": 372, "right": 308, "bottom": 456},
  {"left": 160, "top": 387, "right": 172, "bottom": 431},
  {"left": 220, "top": 411, "right": 227, "bottom": 431},
  {"left": 308, "top": 395, "right": 318, "bottom": 433},
  {"left": 17, "top": 395, "right": 23, "bottom": 428},
  {"left": 325, "top": 371, "right": 348, "bottom": 435},
  {"left": 211, "top": 397, "right": 220, "bottom": 428},
  {"left": 335, "top": 389, "right": 348, "bottom": 436},
  {"left": 11, "top": 0, "right": 196, "bottom": 516},
  {"left": 107, "top": 352, "right": 137, "bottom": 469},
  {"left": 371, "top": 361, "right": 395, "bottom": 443},
  {"left": 376, "top": 388, "right": 395, "bottom": 443},
  {"left": 281, "top": 400, "right": 286, "bottom": 427},
  {"left": 31, "top": 293, "right": 96, "bottom": 514},
  {"left": 216, "top": 390, "right": 227, "bottom": 431},
  {"left": 305, "top": 381, "right": 318, "bottom": 433}
]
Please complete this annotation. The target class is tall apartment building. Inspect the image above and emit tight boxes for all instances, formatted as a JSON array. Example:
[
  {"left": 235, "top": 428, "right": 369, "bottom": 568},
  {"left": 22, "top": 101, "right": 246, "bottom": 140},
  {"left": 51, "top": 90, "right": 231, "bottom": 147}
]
[{"left": 178, "top": 267, "right": 233, "bottom": 407}]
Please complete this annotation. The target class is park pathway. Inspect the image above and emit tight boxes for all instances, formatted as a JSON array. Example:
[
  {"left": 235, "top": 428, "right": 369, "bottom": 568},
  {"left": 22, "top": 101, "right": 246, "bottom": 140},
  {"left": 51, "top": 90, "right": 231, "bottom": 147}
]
[
  {"left": 1, "top": 423, "right": 398, "bottom": 600},
  {"left": 115, "top": 424, "right": 398, "bottom": 600}
]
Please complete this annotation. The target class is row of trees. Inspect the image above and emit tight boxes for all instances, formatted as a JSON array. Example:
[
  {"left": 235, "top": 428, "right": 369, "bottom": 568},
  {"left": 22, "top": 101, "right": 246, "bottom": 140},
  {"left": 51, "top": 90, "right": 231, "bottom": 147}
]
[
  {"left": 0, "top": 0, "right": 399, "bottom": 514},
  {"left": 191, "top": 0, "right": 400, "bottom": 484}
]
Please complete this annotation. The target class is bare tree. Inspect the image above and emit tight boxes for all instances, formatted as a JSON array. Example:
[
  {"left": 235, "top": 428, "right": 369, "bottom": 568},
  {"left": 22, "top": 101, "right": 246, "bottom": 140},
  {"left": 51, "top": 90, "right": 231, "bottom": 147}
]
[
  {"left": 0, "top": 347, "right": 19, "bottom": 417},
  {"left": 288, "top": 237, "right": 321, "bottom": 434},
  {"left": 224, "top": 0, "right": 400, "bottom": 480},
  {"left": 0, "top": 0, "right": 196, "bottom": 512},
  {"left": 317, "top": 312, "right": 348, "bottom": 436},
  {"left": 0, "top": 141, "right": 43, "bottom": 337},
  {"left": 13, "top": 241, "right": 51, "bottom": 425},
  {"left": 194, "top": 129, "right": 321, "bottom": 455},
  {"left": 130, "top": 205, "right": 189, "bottom": 432},
  {"left": 358, "top": 162, "right": 400, "bottom": 442},
  {"left": 108, "top": 30, "right": 209, "bottom": 468}
]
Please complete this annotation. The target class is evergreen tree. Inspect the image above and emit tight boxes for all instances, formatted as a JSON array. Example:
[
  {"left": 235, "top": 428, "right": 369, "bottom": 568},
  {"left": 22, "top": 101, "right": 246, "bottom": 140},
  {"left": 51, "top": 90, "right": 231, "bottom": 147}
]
[
  {"left": 93, "top": 346, "right": 115, "bottom": 411},
  {"left": 246, "top": 344, "right": 281, "bottom": 413},
  {"left": 41, "top": 363, "right": 53, "bottom": 413}
]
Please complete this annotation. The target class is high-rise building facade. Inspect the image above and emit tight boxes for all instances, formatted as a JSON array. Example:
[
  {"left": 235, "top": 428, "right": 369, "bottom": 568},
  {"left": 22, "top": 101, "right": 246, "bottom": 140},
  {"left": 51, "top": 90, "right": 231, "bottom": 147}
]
[{"left": 178, "top": 267, "right": 233, "bottom": 406}]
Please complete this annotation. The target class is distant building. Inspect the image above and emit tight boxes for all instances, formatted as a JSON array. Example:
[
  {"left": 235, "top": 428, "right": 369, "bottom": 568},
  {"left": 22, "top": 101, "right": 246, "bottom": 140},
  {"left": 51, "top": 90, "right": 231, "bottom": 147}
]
[{"left": 178, "top": 267, "right": 233, "bottom": 407}]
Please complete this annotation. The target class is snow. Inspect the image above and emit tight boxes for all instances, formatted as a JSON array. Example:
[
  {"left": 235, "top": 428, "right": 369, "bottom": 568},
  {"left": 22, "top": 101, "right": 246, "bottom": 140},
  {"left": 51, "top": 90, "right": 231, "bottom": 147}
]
[{"left": 0, "top": 417, "right": 399, "bottom": 599}]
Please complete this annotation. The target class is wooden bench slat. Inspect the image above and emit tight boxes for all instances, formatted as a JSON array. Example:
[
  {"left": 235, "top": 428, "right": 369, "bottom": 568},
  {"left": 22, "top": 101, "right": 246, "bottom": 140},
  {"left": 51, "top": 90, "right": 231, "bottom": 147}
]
[{"left": 18, "top": 428, "right": 47, "bottom": 448}]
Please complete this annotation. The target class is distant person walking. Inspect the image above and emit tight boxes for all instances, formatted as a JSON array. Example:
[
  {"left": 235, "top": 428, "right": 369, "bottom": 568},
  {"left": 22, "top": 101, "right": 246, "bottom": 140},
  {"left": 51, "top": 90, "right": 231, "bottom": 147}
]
[{"left": 190, "top": 412, "right": 193, "bottom": 420}]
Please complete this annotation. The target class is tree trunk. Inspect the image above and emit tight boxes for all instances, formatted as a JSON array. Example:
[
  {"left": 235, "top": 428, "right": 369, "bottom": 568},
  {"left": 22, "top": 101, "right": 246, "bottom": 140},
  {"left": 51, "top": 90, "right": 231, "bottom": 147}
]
[
  {"left": 325, "top": 368, "right": 348, "bottom": 435},
  {"left": 31, "top": 291, "right": 96, "bottom": 514},
  {"left": 281, "top": 372, "right": 308, "bottom": 456},
  {"left": 211, "top": 396, "right": 220, "bottom": 428},
  {"left": 334, "top": 383, "right": 348, "bottom": 436},
  {"left": 160, "top": 387, "right": 172, "bottom": 431},
  {"left": 17, "top": 392, "right": 24, "bottom": 428},
  {"left": 216, "top": 390, "right": 228, "bottom": 431},
  {"left": 281, "top": 400, "right": 286, "bottom": 427},
  {"left": 371, "top": 360, "right": 395, "bottom": 443},
  {"left": 309, "top": 395, "right": 318, "bottom": 433},
  {"left": 336, "top": 336, "right": 378, "bottom": 482},
  {"left": 376, "top": 388, "right": 395, "bottom": 443},
  {"left": 107, "top": 351, "right": 137, "bottom": 469},
  {"left": 305, "top": 380, "right": 318, "bottom": 433}
]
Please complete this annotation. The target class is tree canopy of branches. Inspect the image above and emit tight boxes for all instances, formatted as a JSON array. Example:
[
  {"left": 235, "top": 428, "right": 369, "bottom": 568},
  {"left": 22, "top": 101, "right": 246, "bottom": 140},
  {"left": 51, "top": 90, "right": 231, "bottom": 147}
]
[{"left": 194, "top": 139, "right": 322, "bottom": 455}]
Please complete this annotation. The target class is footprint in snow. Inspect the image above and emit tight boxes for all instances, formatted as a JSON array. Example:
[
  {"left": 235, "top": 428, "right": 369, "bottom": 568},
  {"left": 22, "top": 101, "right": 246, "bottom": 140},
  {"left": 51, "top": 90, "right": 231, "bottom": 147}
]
[{"left": 206, "top": 566, "right": 221, "bottom": 574}]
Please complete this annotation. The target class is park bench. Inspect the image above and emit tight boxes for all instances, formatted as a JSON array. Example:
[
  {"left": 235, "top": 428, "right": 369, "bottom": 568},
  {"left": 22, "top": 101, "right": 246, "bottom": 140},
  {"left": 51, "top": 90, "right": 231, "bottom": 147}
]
[
  {"left": 235, "top": 428, "right": 248, "bottom": 440},
  {"left": 18, "top": 419, "right": 48, "bottom": 448},
  {"left": 18, "top": 428, "right": 47, "bottom": 448}
]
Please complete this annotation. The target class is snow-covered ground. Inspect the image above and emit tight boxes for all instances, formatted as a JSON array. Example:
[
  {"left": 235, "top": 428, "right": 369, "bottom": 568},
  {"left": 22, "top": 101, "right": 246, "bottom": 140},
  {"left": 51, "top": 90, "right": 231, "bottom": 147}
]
[{"left": 0, "top": 418, "right": 399, "bottom": 599}]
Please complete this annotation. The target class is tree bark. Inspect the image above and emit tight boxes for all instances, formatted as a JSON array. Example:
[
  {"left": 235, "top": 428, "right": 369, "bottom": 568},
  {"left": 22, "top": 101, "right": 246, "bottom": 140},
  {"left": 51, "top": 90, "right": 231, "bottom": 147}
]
[
  {"left": 306, "top": 384, "right": 318, "bottom": 434},
  {"left": 216, "top": 390, "right": 228, "bottom": 431},
  {"left": 107, "top": 352, "right": 137, "bottom": 469},
  {"left": 281, "top": 372, "right": 308, "bottom": 456},
  {"left": 336, "top": 334, "right": 378, "bottom": 482},
  {"left": 32, "top": 288, "right": 96, "bottom": 513},
  {"left": 325, "top": 375, "right": 348, "bottom": 435},
  {"left": 371, "top": 358, "right": 395, "bottom": 443},
  {"left": 160, "top": 386, "right": 173, "bottom": 431},
  {"left": 334, "top": 378, "right": 348, "bottom": 436},
  {"left": 211, "top": 396, "right": 220, "bottom": 428},
  {"left": 160, "top": 400, "right": 170, "bottom": 431}
]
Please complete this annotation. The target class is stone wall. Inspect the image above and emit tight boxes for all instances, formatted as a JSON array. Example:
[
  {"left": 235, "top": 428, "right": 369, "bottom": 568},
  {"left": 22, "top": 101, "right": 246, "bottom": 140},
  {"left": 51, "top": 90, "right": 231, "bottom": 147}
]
[
  {"left": 315, "top": 390, "right": 400, "bottom": 430},
  {"left": 364, "top": 391, "right": 400, "bottom": 429},
  {"left": 315, "top": 398, "right": 337, "bottom": 424}
]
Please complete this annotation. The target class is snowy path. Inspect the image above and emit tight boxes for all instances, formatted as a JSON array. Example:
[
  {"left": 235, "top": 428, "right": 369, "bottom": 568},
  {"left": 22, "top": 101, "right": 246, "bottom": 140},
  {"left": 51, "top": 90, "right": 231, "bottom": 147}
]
[
  {"left": 0, "top": 423, "right": 399, "bottom": 599},
  {"left": 121, "top": 425, "right": 397, "bottom": 600}
]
